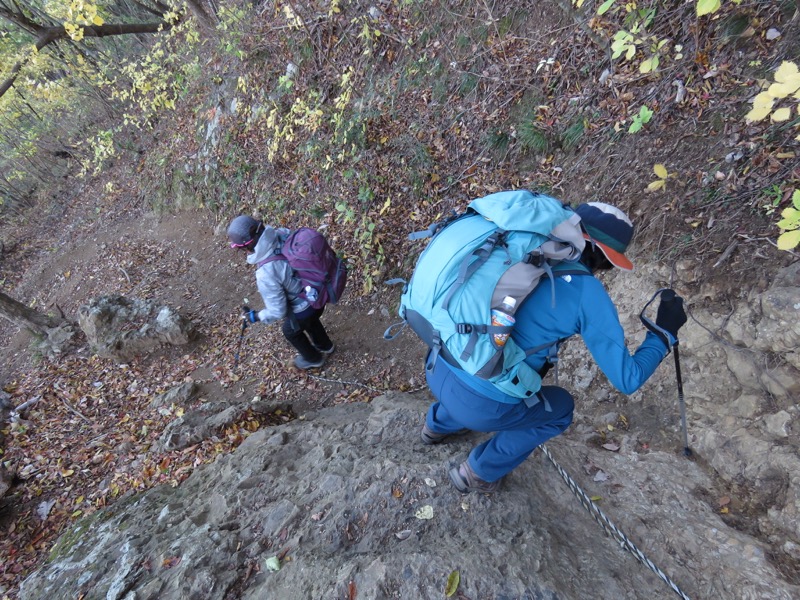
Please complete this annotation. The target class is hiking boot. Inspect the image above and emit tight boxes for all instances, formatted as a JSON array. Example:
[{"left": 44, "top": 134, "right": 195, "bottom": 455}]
[
  {"left": 420, "top": 424, "right": 448, "bottom": 445},
  {"left": 449, "top": 461, "right": 500, "bottom": 494},
  {"left": 420, "top": 424, "right": 469, "bottom": 445},
  {"left": 312, "top": 342, "right": 336, "bottom": 355},
  {"left": 294, "top": 354, "right": 326, "bottom": 370}
]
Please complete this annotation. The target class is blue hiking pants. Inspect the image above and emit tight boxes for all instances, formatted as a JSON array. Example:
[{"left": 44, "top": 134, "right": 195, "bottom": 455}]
[{"left": 425, "top": 357, "right": 574, "bottom": 483}]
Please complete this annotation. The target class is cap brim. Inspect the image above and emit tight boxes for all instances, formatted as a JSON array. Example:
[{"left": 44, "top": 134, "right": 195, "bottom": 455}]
[{"left": 584, "top": 234, "right": 633, "bottom": 271}]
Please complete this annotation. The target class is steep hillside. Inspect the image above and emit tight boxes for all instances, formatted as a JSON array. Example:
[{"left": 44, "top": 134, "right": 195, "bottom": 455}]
[{"left": 1, "top": 1, "right": 799, "bottom": 598}]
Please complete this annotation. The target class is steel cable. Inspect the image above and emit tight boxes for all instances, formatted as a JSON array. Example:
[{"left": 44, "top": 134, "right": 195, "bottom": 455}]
[{"left": 539, "top": 444, "right": 692, "bottom": 600}]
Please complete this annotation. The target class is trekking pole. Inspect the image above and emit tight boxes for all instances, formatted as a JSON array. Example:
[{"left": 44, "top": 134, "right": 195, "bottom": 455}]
[
  {"left": 672, "top": 340, "right": 691, "bottom": 457},
  {"left": 640, "top": 289, "right": 691, "bottom": 457},
  {"left": 233, "top": 305, "right": 250, "bottom": 368}
]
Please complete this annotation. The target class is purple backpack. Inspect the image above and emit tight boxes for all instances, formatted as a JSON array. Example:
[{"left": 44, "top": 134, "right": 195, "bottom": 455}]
[{"left": 259, "top": 227, "right": 347, "bottom": 309}]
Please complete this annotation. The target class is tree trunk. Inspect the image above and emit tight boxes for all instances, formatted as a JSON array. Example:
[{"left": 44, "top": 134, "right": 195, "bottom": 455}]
[
  {"left": 0, "top": 291, "right": 64, "bottom": 336},
  {"left": 0, "top": 21, "right": 173, "bottom": 100},
  {"left": 185, "top": 0, "right": 217, "bottom": 32}
]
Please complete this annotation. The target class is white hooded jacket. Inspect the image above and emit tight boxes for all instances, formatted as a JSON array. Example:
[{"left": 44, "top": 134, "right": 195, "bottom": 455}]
[{"left": 246, "top": 226, "right": 310, "bottom": 324}]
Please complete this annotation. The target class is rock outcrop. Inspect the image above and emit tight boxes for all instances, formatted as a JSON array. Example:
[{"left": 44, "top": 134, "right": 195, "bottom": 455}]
[
  {"left": 20, "top": 393, "right": 800, "bottom": 600},
  {"left": 78, "top": 295, "right": 195, "bottom": 362}
]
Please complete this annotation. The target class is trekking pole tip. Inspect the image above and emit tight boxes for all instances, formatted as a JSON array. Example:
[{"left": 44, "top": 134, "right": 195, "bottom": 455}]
[{"left": 683, "top": 447, "right": 692, "bottom": 457}]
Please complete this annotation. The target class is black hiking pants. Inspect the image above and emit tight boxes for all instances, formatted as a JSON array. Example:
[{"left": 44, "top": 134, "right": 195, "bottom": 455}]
[{"left": 282, "top": 307, "right": 333, "bottom": 361}]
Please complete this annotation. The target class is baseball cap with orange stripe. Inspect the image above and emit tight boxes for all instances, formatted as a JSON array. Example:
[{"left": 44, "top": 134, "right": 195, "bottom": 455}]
[{"left": 575, "top": 202, "right": 634, "bottom": 271}]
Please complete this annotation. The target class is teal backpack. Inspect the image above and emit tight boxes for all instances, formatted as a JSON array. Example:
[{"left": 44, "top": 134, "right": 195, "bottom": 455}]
[{"left": 385, "top": 190, "right": 586, "bottom": 400}]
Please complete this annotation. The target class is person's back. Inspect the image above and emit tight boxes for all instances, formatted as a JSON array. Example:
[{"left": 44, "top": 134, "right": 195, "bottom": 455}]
[
  {"left": 419, "top": 199, "right": 687, "bottom": 494},
  {"left": 228, "top": 215, "right": 336, "bottom": 370}
]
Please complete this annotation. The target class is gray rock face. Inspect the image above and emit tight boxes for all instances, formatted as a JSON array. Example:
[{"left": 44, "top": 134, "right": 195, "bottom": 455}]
[
  {"left": 77, "top": 295, "right": 195, "bottom": 362},
  {"left": 19, "top": 393, "right": 800, "bottom": 600}
]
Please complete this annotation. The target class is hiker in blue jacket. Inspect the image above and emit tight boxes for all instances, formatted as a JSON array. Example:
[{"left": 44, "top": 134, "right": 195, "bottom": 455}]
[
  {"left": 227, "top": 215, "right": 335, "bottom": 370},
  {"left": 421, "top": 202, "right": 688, "bottom": 494}
]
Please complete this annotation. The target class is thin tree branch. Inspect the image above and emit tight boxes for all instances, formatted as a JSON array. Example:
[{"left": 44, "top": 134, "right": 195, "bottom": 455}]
[{"left": 0, "top": 21, "right": 172, "bottom": 99}]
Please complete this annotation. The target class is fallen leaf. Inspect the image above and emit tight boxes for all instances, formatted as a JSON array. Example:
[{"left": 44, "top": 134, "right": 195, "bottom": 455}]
[
  {"left": 593, "top": 470, "right": 609, "bottom": 482},
  {"left": 601, "top": 442, "right": 620, "bottom": 452},
  {"left": 771, "top": 107, "right": 792, "bottom": 122},
  {"left": 445, "top": 570, "right": 460, "bottom": 597},
  {"left": 719, "top": 496, "right": 731, "bottom": 507},
  {"left": 265, "top": 556, "right": 280, "bottom": 572},
  {"left": 415, "top": 505, "right": 434, "bottom": 520}
]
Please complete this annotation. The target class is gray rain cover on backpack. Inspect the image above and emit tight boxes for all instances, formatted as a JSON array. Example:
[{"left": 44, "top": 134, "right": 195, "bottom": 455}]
[{"left": 392, "top": 190, "right": 585, "bottom": 400}]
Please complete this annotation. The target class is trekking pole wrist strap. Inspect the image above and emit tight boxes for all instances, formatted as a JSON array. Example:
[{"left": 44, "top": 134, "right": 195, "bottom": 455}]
[{"left": 639, "top": 288, "right": 676, "bottom": 353}]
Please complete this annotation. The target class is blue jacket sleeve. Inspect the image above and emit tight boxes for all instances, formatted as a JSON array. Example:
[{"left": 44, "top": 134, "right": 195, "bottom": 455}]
[{"left": 578, "top": 279, "right": 667, "bottom": 394}]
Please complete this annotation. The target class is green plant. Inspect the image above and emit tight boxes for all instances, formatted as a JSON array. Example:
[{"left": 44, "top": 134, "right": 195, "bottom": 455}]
[
  {"left": 761, "top": 184, "right": 783, "bottom": 215},
  {"left": 518, "top": 120, "right": 549, "bottom": 154},
  {"left": 458, "top": 73, "right": 479, "bottom": 96},
  {"left": 776, "top": 190, "right": 800, "bottom": 251},
  {"left": 560, "top": 119, "right": 585, "bottom": 152},
  {"left": 358, "top": 185, "right": 375, "bottom": 205},
  {"left": 628, "top": 105, "right": 654, "bottom": 133},
  {"left": 335, "top": 200, "right": 356, "bottom": 223},
  {"left": 485, "top": 130, "right": 511, "bottom": 155}
]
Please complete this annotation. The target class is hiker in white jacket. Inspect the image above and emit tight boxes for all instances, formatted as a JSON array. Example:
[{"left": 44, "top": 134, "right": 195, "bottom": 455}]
[{"left": 227, "top": 215, "right": 335, "bottom": 370}]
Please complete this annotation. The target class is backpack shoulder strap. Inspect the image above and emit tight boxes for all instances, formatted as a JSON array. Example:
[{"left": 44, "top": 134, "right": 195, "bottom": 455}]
[{"left": 257, "top": 249, "right": 286, "bottom": 268}]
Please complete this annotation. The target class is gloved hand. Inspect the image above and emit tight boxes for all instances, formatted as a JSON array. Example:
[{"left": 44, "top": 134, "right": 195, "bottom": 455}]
[
  {"left": 241, "top": 305, "right": 259, "bottom": 324},
  {"left": 655, "top": 289, "right": 687, "bottom": 344}
]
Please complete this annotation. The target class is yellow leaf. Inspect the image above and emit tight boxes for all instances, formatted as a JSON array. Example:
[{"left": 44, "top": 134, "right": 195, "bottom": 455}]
[
  {"left": 752, "top": 91, "right": 774, "bottom": 110},
  {"left": 777, "top": 230, "right": 800, "bottom": 251},
  {"left": 92, "top": 15, "right": 104, "bottom": 26},
  {"left": 720, "top": 507, "right": 729, "bottom": 514},
  {"left": 771, "top": 107, "right": 792, "bottom": 122},
  {"left": 647, "top": 180, "right": 666, "bottom": 192},
  {"left": 71, "top": 510, "right": 83, "bottom": 518},
  {"left": 590, "top": 495, "right": 602, "bottom": 502},
  {"left": 774, "top": 61, "right": 799, "bottom": 84},
  {"left": 64, "top": 270, "right": 71, "bottom": 278},
  {"left": 653, "top": 163, "right": 668, "bottom": 179},
  {"left": 776, "top": 152, "right": 796, "bottom": 159},
  {"left": 767, "top": 81, "right": 800, "bottom": 99},
  {"left": 61, "top": 468, "right": 74, "bottom": 477},
  {"left": 430, "top": 173, "right": 440, "bottom": 183},
  {"left": 175, "top": 407, "right": 185, "bottom": 417},
  {"left": 745, "top": 104, "right": 772, "bottom": 122}
]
